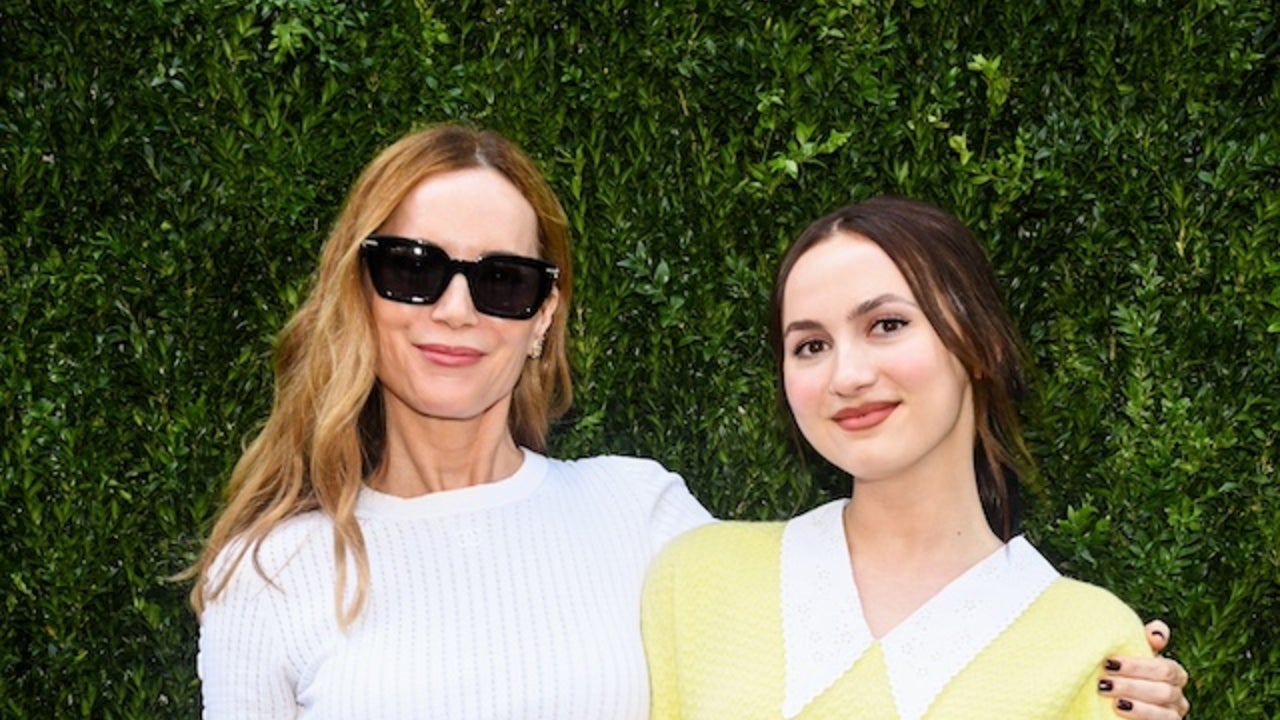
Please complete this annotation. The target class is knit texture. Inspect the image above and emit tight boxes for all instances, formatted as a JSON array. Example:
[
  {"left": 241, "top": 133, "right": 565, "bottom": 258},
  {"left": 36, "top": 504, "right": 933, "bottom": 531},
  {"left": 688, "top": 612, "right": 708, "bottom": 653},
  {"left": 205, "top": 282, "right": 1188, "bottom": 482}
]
[
  {"left": 199, "top": 451, "right": 712, "bottom": 719},
  {"left": 642, "top": 519, "right": 1151, "bottom": 720}
]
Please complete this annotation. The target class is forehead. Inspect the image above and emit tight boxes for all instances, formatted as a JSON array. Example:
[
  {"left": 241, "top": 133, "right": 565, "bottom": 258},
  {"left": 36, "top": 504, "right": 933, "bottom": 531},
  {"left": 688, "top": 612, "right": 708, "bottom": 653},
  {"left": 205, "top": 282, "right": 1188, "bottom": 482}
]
[
  {"left": 782, "top": 232, "right": 914, "bottom": 316},
  {"left": 380, "top": 167, "right": 540, "bottom": 258}
]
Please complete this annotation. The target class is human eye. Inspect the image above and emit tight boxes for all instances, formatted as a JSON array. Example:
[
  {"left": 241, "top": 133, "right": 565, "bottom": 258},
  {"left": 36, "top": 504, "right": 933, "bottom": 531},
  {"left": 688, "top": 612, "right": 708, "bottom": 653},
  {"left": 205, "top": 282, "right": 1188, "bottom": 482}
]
[
  {"left": 791, "top": 338, "right": 829, "bottom": 358},
  {"left": 871, "top": 317, "right": 909, "bottom": 335}
]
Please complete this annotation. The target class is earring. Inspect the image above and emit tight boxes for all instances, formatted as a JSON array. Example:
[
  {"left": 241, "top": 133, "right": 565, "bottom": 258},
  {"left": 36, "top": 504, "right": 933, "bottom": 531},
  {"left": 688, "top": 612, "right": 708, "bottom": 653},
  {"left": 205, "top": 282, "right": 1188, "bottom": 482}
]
[{"left": 529, "top": 336, "right": 545, "bottom": 360}]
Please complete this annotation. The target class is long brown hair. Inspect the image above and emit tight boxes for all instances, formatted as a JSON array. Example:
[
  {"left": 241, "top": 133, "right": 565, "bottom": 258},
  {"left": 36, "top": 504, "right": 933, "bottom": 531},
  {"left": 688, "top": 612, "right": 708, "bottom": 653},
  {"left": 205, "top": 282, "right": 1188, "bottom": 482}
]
[
  {"left": 189, "top": 124, "right": 574, "bottom": 625},
  {"left": 768, "top": 196, "right": 1032, "bottom": 539}
]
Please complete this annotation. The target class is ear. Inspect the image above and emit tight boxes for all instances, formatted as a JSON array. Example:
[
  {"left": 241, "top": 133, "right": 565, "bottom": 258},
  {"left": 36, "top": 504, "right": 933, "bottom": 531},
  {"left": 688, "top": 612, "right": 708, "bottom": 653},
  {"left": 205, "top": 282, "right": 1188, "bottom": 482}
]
[{"left": 530, "top": 286, "right": 559, "bottom": 346}]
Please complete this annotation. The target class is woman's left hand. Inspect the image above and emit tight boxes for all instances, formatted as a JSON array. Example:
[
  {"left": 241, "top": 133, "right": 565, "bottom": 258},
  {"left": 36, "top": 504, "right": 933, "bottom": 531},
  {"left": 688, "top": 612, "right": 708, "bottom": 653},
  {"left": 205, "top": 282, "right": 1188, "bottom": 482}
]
[{"left": 1098, "top": 620, "right": 1190, "bottom": 719}]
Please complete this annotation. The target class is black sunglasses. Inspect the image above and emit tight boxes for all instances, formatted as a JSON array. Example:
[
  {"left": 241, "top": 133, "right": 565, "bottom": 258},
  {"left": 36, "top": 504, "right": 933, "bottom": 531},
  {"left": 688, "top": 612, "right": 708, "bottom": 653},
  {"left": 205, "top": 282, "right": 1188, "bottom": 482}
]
[{"left": 361, "top": 235, "right": 559, "bottom": 320}]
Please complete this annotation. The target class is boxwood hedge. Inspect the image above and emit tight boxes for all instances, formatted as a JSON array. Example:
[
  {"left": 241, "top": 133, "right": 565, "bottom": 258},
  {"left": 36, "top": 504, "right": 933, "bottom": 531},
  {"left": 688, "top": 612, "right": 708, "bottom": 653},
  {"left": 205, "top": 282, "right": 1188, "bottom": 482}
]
[{"left": 2, "top": 0, "right": 1276, "bottom": 716}]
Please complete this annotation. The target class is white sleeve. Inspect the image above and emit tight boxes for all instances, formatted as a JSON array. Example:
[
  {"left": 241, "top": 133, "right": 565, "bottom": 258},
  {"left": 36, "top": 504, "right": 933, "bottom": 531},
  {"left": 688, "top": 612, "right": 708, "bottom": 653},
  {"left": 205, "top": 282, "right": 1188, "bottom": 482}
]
[
  {"left": 198, "top": 550, "right": 300, "bottom": 719},
  {"left": 646, "top": 464, "right": 716, "bottom": 556}
]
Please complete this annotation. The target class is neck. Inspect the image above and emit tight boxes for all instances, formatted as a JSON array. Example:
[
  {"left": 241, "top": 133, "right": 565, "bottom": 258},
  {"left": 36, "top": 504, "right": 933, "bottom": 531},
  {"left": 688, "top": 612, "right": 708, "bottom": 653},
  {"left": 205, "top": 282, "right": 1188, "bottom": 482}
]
[
  {"left": 842, "top": 467, "right": 1003, "bottom": 639},
  {"left": 844, "top": 465, "right": 1002, "bottom": 572},
  {"left": 371, "top": 404, "right": 524, "bottom": 497}
]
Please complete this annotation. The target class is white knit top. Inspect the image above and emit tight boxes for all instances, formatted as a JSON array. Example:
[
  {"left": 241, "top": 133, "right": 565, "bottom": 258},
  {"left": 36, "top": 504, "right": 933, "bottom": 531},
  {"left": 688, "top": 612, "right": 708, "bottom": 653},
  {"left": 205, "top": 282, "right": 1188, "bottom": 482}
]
[{"left": 198, "top": 450, "right": 713, "bottom": 719}]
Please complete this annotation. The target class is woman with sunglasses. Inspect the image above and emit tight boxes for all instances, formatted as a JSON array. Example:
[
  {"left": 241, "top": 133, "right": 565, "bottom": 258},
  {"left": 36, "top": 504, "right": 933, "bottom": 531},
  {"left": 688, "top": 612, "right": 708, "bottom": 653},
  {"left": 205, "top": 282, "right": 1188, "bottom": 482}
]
[
  {"left": 193, "top": 124, "right": 711, "bottom": 718},
  {"left": 642, "top": 196, "right": 1191, "bottom": 719},
  {"left": 192, "top": 126, "right": 1187, "bottom": 719}
]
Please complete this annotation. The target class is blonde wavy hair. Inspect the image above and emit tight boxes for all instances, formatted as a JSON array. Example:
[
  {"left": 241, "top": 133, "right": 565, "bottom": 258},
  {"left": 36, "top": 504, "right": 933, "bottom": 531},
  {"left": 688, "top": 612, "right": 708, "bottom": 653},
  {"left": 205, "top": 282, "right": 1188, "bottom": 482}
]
[{"left": 188, "top": 124, "right": 574, "bottom": 626}]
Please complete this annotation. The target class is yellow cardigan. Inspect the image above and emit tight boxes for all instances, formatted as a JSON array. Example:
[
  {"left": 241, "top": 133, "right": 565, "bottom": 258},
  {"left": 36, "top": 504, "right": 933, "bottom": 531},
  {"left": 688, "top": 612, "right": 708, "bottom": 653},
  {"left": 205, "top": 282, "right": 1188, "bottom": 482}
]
[{"left": 642, "top": 505, "right": 1150, "bottom": 720}]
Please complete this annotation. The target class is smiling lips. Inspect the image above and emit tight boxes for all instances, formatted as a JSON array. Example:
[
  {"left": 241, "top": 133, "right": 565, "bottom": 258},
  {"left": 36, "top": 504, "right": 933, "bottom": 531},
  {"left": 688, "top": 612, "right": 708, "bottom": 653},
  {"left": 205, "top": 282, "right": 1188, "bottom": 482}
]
[
  {"left": 417, "top": 343, "right": 484, "bottom": 367},
  {"left": 833, "top": 401, "right": 897, "bottom": 431}
]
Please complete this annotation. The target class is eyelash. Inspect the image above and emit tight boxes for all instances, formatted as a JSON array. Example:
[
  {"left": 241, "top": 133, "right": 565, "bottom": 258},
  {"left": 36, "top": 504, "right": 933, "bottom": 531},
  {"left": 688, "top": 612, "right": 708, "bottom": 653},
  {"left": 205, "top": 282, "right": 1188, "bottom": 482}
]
[
  {"left": 791, "top": 339, "right": 828, "bottom": 357},
  {"left": 873, "top": 317, "right": 909, "bottom": 334}
]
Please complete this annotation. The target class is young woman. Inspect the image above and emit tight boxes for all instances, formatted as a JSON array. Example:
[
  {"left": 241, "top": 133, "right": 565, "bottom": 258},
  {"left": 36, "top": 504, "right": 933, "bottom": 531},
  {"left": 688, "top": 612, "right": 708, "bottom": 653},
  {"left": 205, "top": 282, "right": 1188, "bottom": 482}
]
[
  {"left": 642, "top": 196, "right": 1190, "bottom": 719},
  {"left": 193, "top": 127, "right": 1187, "bottom": 719}
]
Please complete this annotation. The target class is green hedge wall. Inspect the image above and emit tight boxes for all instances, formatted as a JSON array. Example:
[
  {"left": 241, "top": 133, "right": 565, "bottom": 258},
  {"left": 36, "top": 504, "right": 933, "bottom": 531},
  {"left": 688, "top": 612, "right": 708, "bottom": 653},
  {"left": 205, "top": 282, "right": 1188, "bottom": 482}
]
[{"left": 3, "top": 0, "right": 1277, "bottom": 716}]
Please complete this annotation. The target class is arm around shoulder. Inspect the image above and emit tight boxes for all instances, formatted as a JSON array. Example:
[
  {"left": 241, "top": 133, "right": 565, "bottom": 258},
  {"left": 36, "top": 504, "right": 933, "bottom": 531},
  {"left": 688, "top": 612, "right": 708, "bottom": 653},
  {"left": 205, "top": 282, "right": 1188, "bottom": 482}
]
[
  {"left": 573, "top": 454, "right": 713, "bottom": 554},
  {"left": 1057, "top": 581, "right": 1153, "bottom": 719}
]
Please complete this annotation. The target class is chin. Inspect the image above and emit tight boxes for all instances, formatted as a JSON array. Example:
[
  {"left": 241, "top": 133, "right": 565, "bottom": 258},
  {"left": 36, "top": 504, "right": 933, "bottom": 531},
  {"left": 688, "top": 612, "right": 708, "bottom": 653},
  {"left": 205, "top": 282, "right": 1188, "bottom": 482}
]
[{"left": 837, "top": 456, "right": 906, "bottom": 483}]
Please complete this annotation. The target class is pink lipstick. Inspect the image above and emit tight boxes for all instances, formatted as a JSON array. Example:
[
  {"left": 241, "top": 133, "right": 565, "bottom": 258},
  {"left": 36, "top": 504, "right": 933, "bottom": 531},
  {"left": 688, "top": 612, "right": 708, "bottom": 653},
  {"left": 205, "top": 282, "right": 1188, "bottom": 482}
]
[
  {"left": 833, "top": 402, "right": 897, "bottom": 431},
  {"left": 418, "top": 343, "right": 484, "bottom": 367}
]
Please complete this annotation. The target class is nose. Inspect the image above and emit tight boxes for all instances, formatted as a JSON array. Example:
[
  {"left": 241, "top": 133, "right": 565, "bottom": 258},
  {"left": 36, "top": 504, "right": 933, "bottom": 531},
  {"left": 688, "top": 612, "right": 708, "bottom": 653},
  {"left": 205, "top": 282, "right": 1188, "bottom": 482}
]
[
  {"left": 829, "top": 343, "right": 876, "bottom": 396},
  {"left": 429, "top": 272, "right": 479, "bottom": 326}
]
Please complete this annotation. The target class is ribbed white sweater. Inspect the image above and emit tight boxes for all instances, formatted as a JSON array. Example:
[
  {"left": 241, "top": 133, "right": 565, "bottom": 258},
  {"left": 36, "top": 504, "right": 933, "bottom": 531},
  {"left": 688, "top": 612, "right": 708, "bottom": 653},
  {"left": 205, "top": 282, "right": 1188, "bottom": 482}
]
[{"left": 198, "top": 450, "right": 712, "bottom": 719}]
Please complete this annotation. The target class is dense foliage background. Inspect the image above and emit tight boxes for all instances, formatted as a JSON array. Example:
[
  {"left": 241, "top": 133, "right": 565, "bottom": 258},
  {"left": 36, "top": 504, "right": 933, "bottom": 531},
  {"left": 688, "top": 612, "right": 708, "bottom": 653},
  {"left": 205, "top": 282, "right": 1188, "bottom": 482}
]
[{"left": 3, "top": 0, "right": 1277, "bottom": 716}]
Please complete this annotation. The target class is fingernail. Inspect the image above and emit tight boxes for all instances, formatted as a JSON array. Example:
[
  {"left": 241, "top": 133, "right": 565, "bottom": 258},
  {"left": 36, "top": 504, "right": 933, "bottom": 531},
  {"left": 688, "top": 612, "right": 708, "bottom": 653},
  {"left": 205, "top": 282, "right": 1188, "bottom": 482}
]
[
  {"left": 1098, "top": 679, "right": 1113, "bottom": 693},
  {"left": 1117, "top": 698, "right": 1133, "bottom": 711},
  {"left": 1105, "top": 659, "right": 1122, "bottom": 672},
  {"left": 1151, "top": 629, "right": 1166, "bottom": 639}
]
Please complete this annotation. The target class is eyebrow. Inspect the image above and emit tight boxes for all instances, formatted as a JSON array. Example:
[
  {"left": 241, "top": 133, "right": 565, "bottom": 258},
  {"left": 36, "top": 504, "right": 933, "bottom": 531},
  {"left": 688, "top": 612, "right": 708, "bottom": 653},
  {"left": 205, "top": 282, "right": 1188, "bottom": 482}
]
[
  {"left": 846, "top": 293, "right": 917, "bottom": 321},
  {"left": 782, "top": 293, "right": 918, "bottom": 337}
]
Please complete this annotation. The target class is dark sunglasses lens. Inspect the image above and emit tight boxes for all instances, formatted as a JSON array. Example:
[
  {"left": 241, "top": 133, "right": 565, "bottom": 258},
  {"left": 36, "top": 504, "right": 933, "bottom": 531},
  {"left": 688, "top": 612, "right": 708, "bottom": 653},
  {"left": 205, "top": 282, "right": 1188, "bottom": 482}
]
[
  {"left": 471, "top": 258, "right": 547, "bottom": 318},
  {"left": 370, "top": 243, "right": 449, "bottom": 302},
  {"left": 365, "top": 238, "right": 553, "bottom": 319}
]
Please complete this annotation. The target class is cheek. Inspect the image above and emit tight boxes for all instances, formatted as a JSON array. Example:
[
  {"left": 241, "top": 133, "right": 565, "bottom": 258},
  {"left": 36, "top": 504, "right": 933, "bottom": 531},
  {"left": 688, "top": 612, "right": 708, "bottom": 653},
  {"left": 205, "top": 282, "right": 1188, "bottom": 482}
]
[
  {"left": 371, "top": 298, "right": 410, "bottom": 334},
  {"left": 889, "top": 335, "right": 951, "bottom": 384},
  {"left": 895, "top": 341, "right": 970, "bottom": 413},
  {"left": 890, "top": 353, "right": 937, "bottom": 388},
  {"left": 370, "top": 304, "right": 415, "bottom": 370},
  {"left": 372, "top": 304, "right": 399, "bottom": 335},
  {"left": 782, "top": 364, "right": 824, "bottom": 418}
]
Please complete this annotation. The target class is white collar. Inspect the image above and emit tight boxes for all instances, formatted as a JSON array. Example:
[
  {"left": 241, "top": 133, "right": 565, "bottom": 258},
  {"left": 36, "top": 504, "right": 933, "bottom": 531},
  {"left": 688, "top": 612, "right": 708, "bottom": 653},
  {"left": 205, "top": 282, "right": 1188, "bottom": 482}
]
[
  {"left": 779, "top": 500, "right": 1060, "bottom": 720},
  {"left": 356, "top": 449, "right": 546, "bottom": 519}
]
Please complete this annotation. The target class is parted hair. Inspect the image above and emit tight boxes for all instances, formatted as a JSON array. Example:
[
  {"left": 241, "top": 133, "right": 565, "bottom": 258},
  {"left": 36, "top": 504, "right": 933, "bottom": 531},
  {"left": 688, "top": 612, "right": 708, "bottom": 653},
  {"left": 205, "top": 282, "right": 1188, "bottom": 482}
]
[
  {"left": 768, "top": 196, "right": 1032, "bottom": 540},
  {"left": 189, "top": 124, "right": 574, "bottom": 625}
]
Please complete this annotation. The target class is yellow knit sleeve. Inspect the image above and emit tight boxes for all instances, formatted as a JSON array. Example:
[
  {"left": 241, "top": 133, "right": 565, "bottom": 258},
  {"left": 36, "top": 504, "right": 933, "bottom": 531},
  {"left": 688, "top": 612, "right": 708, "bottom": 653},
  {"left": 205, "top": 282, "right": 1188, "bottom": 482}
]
[
  {"left": 642, "top": 522, "right": 790, "bottom": 720},
  {"left": 1055, "top": 581, "right": 1154, "bottom": 719},
  {"left": 641, "top": 532, "right": 684, "bottom": 720}
]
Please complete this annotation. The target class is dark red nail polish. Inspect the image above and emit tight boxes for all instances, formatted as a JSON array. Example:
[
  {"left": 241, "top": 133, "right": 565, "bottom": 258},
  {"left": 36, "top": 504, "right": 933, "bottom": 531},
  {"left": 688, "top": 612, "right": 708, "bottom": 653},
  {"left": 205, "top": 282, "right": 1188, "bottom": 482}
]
[
  {"left": 1098, "top": 679, "right": 1113, "bottom": 692},
  {"left": 1105, "top": 659, "right": 1122, "bottom": 672},
  {"left": 1117, "top": 698, "right": 1134, "bottom": 711}
]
